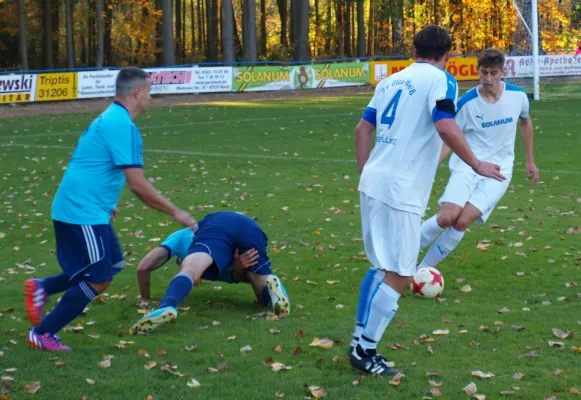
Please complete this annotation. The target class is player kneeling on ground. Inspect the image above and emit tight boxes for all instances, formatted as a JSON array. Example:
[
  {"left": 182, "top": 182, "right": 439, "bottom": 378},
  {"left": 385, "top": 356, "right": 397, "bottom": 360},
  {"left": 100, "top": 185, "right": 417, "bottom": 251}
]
[
  {"left": 129, "top": 211, "right": 290, "bottom": 335},
  {"left": 417, "top": 48, "right": 539, "bottom": 270}
]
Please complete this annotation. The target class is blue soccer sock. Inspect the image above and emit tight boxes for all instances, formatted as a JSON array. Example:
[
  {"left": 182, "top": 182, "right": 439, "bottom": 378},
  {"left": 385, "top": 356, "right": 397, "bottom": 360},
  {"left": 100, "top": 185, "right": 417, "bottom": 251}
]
[
  {"left": 42, "top": 273, "right": 72, "bottom": 296},
  {"left": 159, "top": 272, "right": 194, "bottom": 309},
  {"left": 351, "top": 268, "right": 385, "bottom": 348},
  {"left": 35, "top": 281, "right": 97, "bottom": 335}
]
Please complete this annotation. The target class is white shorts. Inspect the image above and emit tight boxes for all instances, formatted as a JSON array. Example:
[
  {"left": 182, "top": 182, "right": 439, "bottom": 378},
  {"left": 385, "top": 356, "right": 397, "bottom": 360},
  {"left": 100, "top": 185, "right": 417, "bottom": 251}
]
[
  {"left": 438, "top": 171, "right": 511, "bottom": 223},
  {"left": 359, "top": 192, "right": 421, "bottom": 277}
]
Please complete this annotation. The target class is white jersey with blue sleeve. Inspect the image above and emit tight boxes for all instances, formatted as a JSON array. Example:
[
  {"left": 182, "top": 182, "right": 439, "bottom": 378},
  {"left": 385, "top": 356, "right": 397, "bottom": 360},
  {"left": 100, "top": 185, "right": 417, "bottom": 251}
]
[
  {"left": 358, "top": 62, "right": 459, "bottom": 216},
  {"left": 159, "top": 228, "right": 194, "bottom": 260},
  {"left": 450, "top": 82, "right": 530, "bottom": 175}
]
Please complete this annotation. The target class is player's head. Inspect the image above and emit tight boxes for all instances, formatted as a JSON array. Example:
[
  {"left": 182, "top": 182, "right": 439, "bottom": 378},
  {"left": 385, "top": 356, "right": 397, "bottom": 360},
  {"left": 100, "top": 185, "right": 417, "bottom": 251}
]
[
  {"left": 115, "top": 67, "right": 151, "bottom": 116},
  {"left": 413, "top": 25, "right": 452, "bottom": 65},
  {"left": 477, "top": 48, "right": 505, "bottom": 89}
]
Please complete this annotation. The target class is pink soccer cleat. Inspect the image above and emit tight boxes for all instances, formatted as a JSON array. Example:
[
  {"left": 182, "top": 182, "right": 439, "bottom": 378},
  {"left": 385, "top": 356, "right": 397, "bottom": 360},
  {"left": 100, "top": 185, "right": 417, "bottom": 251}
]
[
  {"left": 24, "top": 279, "right": 47, "bottom": 326},
  {"left": 26, "top": 328, "right": 72, "bottom": 351}
]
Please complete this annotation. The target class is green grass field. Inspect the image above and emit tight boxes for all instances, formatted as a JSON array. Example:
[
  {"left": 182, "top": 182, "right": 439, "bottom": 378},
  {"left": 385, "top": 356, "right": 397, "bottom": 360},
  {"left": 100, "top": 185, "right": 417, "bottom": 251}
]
[{"left": 0, "top": 91, "right": 580, "bottom": 400}]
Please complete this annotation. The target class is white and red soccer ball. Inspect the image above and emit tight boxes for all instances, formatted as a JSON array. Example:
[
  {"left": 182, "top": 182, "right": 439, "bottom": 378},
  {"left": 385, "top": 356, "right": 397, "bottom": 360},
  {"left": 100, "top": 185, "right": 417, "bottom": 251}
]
[{"left": 411, "top": 267, "right": 444, "bottom": 299}]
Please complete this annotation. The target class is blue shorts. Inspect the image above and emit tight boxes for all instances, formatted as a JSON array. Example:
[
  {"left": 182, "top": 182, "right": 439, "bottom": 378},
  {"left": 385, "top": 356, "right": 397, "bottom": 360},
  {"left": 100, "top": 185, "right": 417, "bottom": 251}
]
[
  {"left": 186, "top": 211, "right": 272, "bottom": 281},
  {"left": 53, "top": 220, "right": 124, "bottom": 283}
]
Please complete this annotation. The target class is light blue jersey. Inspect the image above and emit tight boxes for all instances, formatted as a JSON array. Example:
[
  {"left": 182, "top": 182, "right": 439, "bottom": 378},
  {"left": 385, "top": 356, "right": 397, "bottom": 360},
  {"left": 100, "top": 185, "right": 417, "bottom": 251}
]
[
  {"left": 52, "top": 102, "right": 144, "bottom": 225},
  {"left": 159, "top": 228, "right": 194, "bottom": 260}
]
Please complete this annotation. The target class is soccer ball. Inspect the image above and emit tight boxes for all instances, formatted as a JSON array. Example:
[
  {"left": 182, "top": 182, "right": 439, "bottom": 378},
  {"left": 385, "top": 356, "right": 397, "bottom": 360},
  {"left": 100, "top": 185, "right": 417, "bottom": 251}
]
[{"left": 410, "top": 267, "right": 444, "bottom": 299}]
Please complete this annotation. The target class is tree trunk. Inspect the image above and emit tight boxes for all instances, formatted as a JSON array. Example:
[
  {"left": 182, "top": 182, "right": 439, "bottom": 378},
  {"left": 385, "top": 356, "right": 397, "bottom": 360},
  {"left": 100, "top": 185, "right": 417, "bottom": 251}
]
[
  {"left": 65, "top": 0, "right": 74, "bottom": 68},
  {"left": 88, "top": 0, "right": 94, "bottom": 66},
  {"left": 313, "top": 0, "right": 321, "bottom": 57},
  {"left": 233, "top": 4, "right": 243, "bottom": 58},
  {"left": 201, "top": 0, "right": 206, "bottom": 57},
  {"left": 190, "top": 0, "right": 196, "bottom": 56},
  {"left": 96, "top": 0, "right": 104, "bottom": 67},
  {"left": 344, "top": 0, "right": 351, "bottom": 57},
  {"left": 243, "top": 0, "right": 257, "bottom": 61},
  {"left": 17, "top": 0, "right": 29, "bottom": 70},
  {"left": 104, "top": 0, "right": 113, "bottom": 65},
  {"left": 367, "top": 0, "right": 374, "bottom": 56},
  {"left": 335, "top": 0, "right": 344, "bottom": 57},
  {"left": 434, "top": 0, "right": 439, "bottom": 25},
  {"left": 176, "top": 0, "right": 182, "bottom": 63},
  {"left": 222, "top": 0, "right": 235, "bottom": 62},
  {"left": 260, "top": 0, "right": 267, "bottom": 56},
  {"left": 183, "top": 0, "right": 187, "bottom": 60},
  {"left": 325, "top": 0, "right": 331, "bottom": 54},
  {"left": 356, "top": 0, "right": 365, "bottom": 57},
  {"left": 52, "top": 1, "right": 60, "bottom": 67},
  {"left": 197, "top": 0, "right": 203, "bottom": 52},
  {"left": 392, "top": 0, "right": 404, "bottom": 55},
  {"left": 294, "top": 0, "right": 309, "bottom": 60},
  {"left": 290, "top": 0, "right": 297, "bottom": 45},
  {"left": 206, "top": 0, "right": 218, "bottom": 61},
  {"left": 161, "top": 0, "right": 176, "bottom": 65},
  {"left": 276, "top": 0, "right": 288, "bottom": 48},
  {"left": 43, "top": 0, "right": 53, "bottom": 69}
]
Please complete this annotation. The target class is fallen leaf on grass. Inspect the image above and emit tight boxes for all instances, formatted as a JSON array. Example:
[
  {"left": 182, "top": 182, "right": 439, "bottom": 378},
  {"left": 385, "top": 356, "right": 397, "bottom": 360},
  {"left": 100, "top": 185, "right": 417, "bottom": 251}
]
[
  {"left": 430, "top": 388, "right": 443, "bottom": 397},
  {"left": 292, "top": 346, "right": 302, "bottom": 356},
  {"left": 88, "top": 333, "right": 100, "bottom": 339},
  {"left": 472, "top": 371, "right": 495, "bottom": 378},
  {"left": 156, "top": 349, "right": 167, "bottom": 356},
  {"left": 553, "top": 369, "right": 565, "bottom": 376},
  {"left": 474, "top": 394, "right": 486, "bottom": 400},
  {"left": 500, "top": 391, "right": 515, "bottom": 396},
  {"left": 273, "top": 345, "right": 284, "bottom": 352},
  {"left": 461, "top": 285, "right": 472, "bottom": 293},
  {"left": 187, "top": 378, "right": 200, "bottom": 388},
  {"left": 269, "top": 329, "right": 280, "bottom": 335},
  {"left": 352, "top": 376, "right": 364, "bottom": 385},
  {"left": 512, "top": 372, "right": 525, "bottom": 379},
  {"left": 144, "top": 360, "right": 157, "bottom": 370},
  {"left": 429, "top": 380, "right": 443, "bottom": 387},
  {"left": 24, "top": 382, "right": 40, "bottom": 394},
  {"left": 518, "top": 351, "right": 539, "bottom": 358},
  {"left": 240, "top": 345, "right": 252, "bottom": 354},
  {"left": 271, "top": 362, "right": 292, "bottom": 372},
  {"left": 306, "top": 385, "right": 326, "bottom": 399},
  {"left": 227, "top": 336, "right": 238, "bottom": 341},
  {"left": 552, "top": 328, "right": 573, "bottom": 339},
  {"left": 548, "top": 341, "right": 564, "bottom": 347},
  {"left": 464, "top": 382, "right": 478, "bottom": 395},
  {"left": 207, "top": 367, "right": 218, "bottom": 373},
  {"left": 389, "top": 373, "right": 405, "bottom": 386},
  {"left": 309, "top": 338, "right": 334, "bottom": 349},
  {"left": 296, "top": 330, "right": 305, "bottom": 339},
  {"left": 433, "top": 329, "right": 449, "bottom": 335},
  {"left": 54, "top": 360, "right": 66, "bottom": 367},
  {"left": 570, "top": 387, "right": 580, "bottom": 395},
  {"left": 499, "top": 307, "right": 510, "bottom": 313},
  {"left": 185, "top": 344, "right": 198, "bottom": 351},
  {"left": 218, "top": 362, "right": 228, "bottom": 371},
  {"left": 97, "top": 359, "right": 111, "bottom": 369},
  {"left": 85, "top": 379, "right": 95, "bottom": 385}
]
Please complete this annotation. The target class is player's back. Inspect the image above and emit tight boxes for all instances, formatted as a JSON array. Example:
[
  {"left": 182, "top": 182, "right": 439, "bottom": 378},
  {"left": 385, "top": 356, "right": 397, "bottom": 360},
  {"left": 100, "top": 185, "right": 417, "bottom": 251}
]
[
  {"left": 359, "top": 62, "right": 458, "bottom": 216},
  {"left": 200, "top": 211, "right": 268, "bottom": 248}
]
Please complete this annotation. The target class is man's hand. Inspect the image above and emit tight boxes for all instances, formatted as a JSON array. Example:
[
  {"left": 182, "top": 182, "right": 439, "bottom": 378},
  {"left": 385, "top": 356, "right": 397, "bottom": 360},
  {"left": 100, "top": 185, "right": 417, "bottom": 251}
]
[
  {"left": 172, "top": 209, "right": 197, "bottom": 230},
  {"left": 232, "top": 248, "right": 260, "bottom": 271},
  {"left": 473, "top": 160, "right": 506, "bottom": 182},
  {"left": 526, "top": 161, "right": 540, "bottom": 185},
  {"left": 111, "top": 207, "right": 119, "bottom": 223}
]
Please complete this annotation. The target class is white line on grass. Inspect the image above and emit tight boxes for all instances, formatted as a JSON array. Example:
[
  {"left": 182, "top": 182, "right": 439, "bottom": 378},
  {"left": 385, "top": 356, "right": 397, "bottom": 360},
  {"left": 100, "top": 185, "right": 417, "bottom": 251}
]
[
  {"left": 4, "top": 112, "right": 355, "bottom": 139},
  {"left": 2, "top": 142, "right": 580, "bottom": 175}
]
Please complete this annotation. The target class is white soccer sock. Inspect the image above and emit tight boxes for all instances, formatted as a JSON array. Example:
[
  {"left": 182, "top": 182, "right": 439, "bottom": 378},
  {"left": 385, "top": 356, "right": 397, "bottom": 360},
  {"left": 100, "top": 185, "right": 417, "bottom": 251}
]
[
  {"left": 358, "top": 282, "right": 400, "bottom": 354},
  {"left": 351, "top": 268, "right": 386, "bottom": 348},
  {"left": 420, "top": 215, "right": 445, "bottom": 250},
  {"left": 419, "top": 227, "right": 465, "bottom": 269}
]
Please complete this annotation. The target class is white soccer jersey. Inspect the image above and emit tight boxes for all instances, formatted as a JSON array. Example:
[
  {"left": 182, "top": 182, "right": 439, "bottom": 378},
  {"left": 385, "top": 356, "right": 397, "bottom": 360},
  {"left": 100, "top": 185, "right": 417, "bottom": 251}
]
[
  {"left": 358, "top": 62, "right": 459, "bottom": 216},
  {"left": 449, "top": 82, "right": 530, "bottom": 175}
]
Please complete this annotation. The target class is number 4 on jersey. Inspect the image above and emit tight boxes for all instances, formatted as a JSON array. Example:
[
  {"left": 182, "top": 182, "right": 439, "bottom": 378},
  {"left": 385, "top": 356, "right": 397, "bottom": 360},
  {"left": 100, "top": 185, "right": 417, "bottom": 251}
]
[{"left": 380, "top": 89, "right": 403, "bottom": 128}]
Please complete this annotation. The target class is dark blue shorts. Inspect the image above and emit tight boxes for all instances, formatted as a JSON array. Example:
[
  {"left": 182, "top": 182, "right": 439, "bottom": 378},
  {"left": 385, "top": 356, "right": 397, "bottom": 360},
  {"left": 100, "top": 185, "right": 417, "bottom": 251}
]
[
  {"left": 186, "top": 211, "right": 272, "bottom": 281},
  {"left": 53, "top": 220, "right": 124, "bottom": 283}
]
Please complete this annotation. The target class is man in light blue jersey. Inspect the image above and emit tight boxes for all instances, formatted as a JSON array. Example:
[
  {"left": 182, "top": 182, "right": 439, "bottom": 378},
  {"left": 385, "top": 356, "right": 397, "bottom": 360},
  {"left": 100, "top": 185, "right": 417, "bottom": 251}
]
[
  {"left": 24, "top": 67, "right": 196, "bottom": 351},
  {"left": 418, "top": 48, "right": 539, "bottom": 270},
  {"left": 129, "top": 211, "right": 290, "bottom": 336},
  {"left": 349, "top": 26, "right": 505, "bottom": 376}
]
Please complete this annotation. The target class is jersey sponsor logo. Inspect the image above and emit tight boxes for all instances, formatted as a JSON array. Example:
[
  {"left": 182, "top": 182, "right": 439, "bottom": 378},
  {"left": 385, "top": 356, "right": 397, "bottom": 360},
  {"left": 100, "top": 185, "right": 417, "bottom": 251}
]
[
  {"left": 475, "top": 114, "right": 484, "bottom": 121},
  {"left": 481, "top": 117, "right": 513, "bottom": 128},
  {"left": 375, "top": 136, "right": 397, "bottom": 145}
]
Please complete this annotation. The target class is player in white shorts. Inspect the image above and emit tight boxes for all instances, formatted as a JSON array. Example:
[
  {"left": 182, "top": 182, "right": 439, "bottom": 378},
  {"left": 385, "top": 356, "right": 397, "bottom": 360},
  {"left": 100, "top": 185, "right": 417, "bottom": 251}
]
[
  {"left": 348, "top": 26, "right": 505, "bottom": 376},
  {"left": 417, "top": 48, "right": 540, "bottom": 270}
]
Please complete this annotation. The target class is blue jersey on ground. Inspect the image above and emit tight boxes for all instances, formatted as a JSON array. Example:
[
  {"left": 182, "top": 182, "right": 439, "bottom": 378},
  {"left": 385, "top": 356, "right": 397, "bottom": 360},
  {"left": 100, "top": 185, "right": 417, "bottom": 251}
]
[{"left": 52, "top": 101, "right": 144, "bottom": 225}]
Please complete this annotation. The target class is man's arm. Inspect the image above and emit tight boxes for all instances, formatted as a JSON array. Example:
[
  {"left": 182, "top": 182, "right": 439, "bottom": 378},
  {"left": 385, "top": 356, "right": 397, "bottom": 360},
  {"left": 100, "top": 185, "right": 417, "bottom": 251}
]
[
  {"left": 124, "top": 168, "right": 196, "bottom": 228},
  {"left": 519, "top": 117, "right": 539, "bottom": 184},
  {"left": 355, "top": 119, "right": 376, "bottom": 174},
  {"left": 136, "top": 247, "right": 170, "bottom": 300}
]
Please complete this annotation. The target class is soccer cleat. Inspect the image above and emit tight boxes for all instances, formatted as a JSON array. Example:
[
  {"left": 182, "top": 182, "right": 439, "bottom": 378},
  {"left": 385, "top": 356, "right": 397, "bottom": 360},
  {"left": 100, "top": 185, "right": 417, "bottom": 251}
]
[
  {"left": 350, "top": 352, "right": 403, "bottom": 376},
  {"left": 24, "top": 279, "right": 48, "bottom": 326},
  {"left": 266, "top": 275, "right": 290, "bottom": 316},
  {"left": 129, "top": 306, "right": 178, "bottom": 335},
  {"left": 26, "top": 328, "right": 71, "bottom": 351}
]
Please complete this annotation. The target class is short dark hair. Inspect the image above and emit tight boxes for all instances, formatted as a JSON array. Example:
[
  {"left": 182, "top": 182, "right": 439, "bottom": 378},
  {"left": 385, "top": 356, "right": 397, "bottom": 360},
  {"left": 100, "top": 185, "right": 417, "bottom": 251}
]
[
  {"left": 413, "top": 25, "right": 452, "bottom": 61},
  {"left": 115, "top": 67, "right": 150, "bottom": 97},
  {"left": 477, "top": 48, "right": 505, "bottom": 69}
]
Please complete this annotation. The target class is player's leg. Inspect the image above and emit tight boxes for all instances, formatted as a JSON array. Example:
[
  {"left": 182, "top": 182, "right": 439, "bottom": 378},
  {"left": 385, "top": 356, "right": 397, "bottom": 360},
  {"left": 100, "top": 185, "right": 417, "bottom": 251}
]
[
  {"left": 27, "top": 223, "right": 116, "bottom": 351},
  {"left": 350, "top": 196, "right": 415, "bottom": 376},
  {"left": 418, "top": 172, "right": 476, "bottom": 269},
  {"left": 349, "top": 192, "right": 385, "bottom": 353},
  {"left": 129, "top": 251, "right": 214, "bottom": 335},
  {"left": 420, "top": 202, "right": 462, "bottom": 250}
]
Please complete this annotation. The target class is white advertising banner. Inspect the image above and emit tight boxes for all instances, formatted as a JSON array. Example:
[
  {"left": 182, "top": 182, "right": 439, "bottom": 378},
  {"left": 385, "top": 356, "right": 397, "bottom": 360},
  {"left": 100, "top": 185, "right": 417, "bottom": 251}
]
[
  {"left": 0, "top": 74, "right": 37, "bottom": 103},
  {"left": 77, "top": 70, "right": 119, "bottom": 98},
  {"left": 505, "top": 55, "right": 581, "bottom": 78},
  {"left": 191, "top": 67, "right": 232, "bottom": 92}
]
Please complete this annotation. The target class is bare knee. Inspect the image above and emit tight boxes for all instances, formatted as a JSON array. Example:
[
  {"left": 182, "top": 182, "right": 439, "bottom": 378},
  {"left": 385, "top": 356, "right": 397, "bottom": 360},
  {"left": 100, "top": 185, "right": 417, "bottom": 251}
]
[
  {"left": 89, "top": 281, "right": 111, "bottom": 293},
  {"left": 383, "top": 272, "right": 413, "bottom": 295}
]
